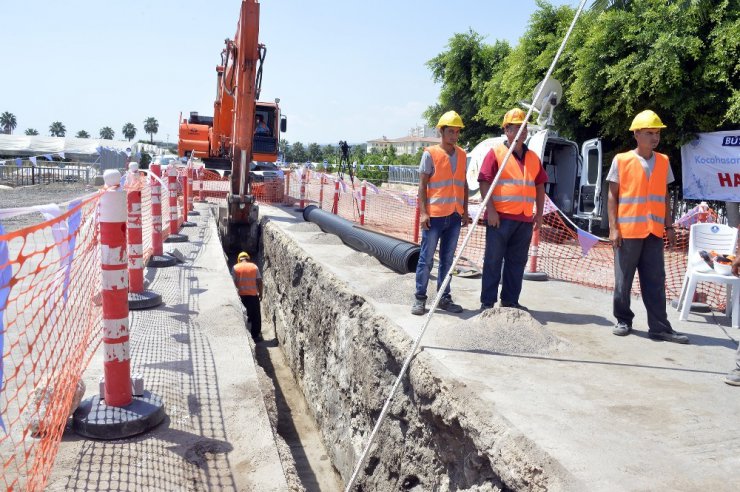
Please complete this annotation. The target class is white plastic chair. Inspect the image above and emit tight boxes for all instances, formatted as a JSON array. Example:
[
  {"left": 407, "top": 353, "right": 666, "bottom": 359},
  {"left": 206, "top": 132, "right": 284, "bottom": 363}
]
[{"left": 676, "top": 223, "right": 739, "bottom": 328}]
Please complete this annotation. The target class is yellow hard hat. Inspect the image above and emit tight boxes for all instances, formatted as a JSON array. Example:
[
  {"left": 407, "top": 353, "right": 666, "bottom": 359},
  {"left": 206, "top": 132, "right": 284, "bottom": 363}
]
[
  {"left": 238, "top": 251, "right": 250, "bottom": 261},
  {"left": 502, "top": 108, "right": 528, "bottom": 128},
  {"left": 629, "top": 110, "right": 666, "bottom": 131},
  {"left": 436, "top": 110, "right": 465, "bottom": 129}
]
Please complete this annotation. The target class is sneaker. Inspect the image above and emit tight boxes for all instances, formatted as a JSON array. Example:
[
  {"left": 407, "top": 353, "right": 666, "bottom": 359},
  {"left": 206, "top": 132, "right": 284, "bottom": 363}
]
[
  {"left": 480, "top": 303, "right": 494, "bottom": 312},
  {"left": 411, "top": 298, "right": 426, "bottom": 316},
  {"left": 500, "top": 300, "right": 529, "bottom": 312},
  {"left": 612, "top": 322, "right": 632, "bottom": 336},
  {"left": 724, "top": 369, "right": 740, "bottom": 386},
  {"left": 438, "top": 297, "right": 463, "bottom": 313},
  {"left": 648, "top": 330, "right": 689, "bottom": 344}
]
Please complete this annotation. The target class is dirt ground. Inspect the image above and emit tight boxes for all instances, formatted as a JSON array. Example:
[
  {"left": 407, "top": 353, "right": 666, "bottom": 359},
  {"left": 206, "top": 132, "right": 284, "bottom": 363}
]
[{"left": 0, "top": 182, "right": 98, "bottom": 231}]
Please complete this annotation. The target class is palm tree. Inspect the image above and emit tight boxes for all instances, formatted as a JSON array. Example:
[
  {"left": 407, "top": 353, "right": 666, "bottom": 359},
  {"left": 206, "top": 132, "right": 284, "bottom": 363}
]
[
  {"left": 99, "top": 127, "right": 115, "bottom": 140},
  {"left": 25, "top": 128, "right": 39, "bottom": 136},
  {"left": 144, "top": 117, "right": 159, "bottom": 143},
  {"left": 49, "top": 121, "right": 66, "bottom": 137},
  {"left": 122, "top": 122, "right": 137, "bottom": 142},
  {"left": 76, "top": 130, "right": 90, "bottom": 138},
  {"left": 1, "top": 111, "right": 17, "bottom": 135}
]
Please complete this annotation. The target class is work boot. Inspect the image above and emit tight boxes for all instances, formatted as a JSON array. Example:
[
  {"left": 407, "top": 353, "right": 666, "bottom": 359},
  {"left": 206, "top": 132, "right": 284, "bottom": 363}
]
[
  {"left": 648, "top": 330, "right": 689, "bottom": 344},
  {"left": 479, "top": 303, "right": 494, "bottom": 312},
  {"left": 438, "top": 296, "right": 463, "bottom": 313},
  {"left": 724, "top": 369, "right": 740, "bottom": 386},
  {"left": 612, "top": 322, "right": 632, "bottom": 336},
  {"left": 411, "top": 298, "right": 426, "bottom": 316},
  {"left": 500, "top": 300, "right": 529, "bottom": 312}
]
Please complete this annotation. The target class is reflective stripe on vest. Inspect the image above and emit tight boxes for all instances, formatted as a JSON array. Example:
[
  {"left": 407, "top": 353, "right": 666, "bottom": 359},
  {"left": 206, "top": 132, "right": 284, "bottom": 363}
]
[
  {"left": 616, "top": 151, "right": 669, "bottom": 238},
  {"left": 426, "top": 145, "right": 467, "bottom": 217},
  {"left": 491, "top": 145, "right": 540, "bottom": 216},
  {"left": 234, "top": 262, "right": 259, "bottom": 296}
]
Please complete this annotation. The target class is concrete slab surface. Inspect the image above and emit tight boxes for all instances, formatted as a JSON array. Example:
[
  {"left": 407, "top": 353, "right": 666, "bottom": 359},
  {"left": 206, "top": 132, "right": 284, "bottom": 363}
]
[{"left": 264, "top": 203, "right": 740, "bottom": 491}]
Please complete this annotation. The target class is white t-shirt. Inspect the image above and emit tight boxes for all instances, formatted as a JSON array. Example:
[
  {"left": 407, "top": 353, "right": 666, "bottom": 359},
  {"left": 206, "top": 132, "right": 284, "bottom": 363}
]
[
  {"left": 418, "top": 148, "right": 460, "bottom": 176},
  {"left": 606, "top": 150, "right": 675, "bottom": 184}
]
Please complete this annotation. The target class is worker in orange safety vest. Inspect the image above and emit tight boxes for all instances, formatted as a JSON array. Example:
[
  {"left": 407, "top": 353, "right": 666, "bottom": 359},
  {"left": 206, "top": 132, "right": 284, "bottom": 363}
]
[
  {"left": 412, "top": 110, "right": 470, "bottom": 316},
  {"left": 607, "top": 109, "right": 688, "bottom": 344},
  {"left": 232, "top": 251, "right": 263, "bottom": 342},
  {"left": 478, "top": 108, "right": 547, "bottom": 312}
]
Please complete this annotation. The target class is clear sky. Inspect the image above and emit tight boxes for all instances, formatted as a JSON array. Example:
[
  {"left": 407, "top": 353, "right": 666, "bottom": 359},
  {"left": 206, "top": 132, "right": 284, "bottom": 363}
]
[{"left": 0, "top": 0, "right": 579, "bottom": 146}]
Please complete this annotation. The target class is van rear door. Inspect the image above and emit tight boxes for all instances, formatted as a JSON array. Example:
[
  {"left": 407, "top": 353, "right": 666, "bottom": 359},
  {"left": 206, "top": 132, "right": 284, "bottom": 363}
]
[{"left": 578, "top": 138, "right": 602, "bottom": 216}]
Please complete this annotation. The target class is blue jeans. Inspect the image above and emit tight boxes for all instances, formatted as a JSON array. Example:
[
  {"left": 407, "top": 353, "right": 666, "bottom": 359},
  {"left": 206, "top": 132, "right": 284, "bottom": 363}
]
[
  {"left": 480, "top": 219, "right": 533, "bottom": 306},
  {"left": 415, "top": 213, "right": 461, "bottom": 300}
]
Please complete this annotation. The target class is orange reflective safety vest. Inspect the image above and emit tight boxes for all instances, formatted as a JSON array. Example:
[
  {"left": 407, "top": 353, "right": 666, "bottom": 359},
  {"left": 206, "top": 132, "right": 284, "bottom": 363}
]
[
  {"left": 426, "top": 145, "right": 467, "bottom": 217},
  {"left": 234, "top": 262, "right": 259, "bottom": 296},
  {"left": 491, "top": 144, "right": 540, "bottom": 216},
  {"left": 616, "top": 151, "right": 668, "bottom": 238}
]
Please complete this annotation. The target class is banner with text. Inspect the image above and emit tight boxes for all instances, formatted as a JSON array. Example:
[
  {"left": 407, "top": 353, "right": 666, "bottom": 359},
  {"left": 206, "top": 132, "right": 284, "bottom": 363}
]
[{"left": 681, "top": 130, "right": 740, "bottom": 201}]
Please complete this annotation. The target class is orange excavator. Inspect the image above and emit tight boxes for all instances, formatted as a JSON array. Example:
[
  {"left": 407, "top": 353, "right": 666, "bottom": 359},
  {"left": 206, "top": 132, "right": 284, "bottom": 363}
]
[{"left": 178, "top": 0, "right": 286, "bottom": 253}]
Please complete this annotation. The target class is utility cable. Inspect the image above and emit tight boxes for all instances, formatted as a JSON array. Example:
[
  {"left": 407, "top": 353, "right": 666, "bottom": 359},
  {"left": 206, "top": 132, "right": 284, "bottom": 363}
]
[{"left": 344, "top": 0, "right": 590, "bottom": 489}]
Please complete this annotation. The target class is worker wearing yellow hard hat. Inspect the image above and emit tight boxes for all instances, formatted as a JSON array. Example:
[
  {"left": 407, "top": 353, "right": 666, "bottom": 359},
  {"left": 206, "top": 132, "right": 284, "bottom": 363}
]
[
  {"left": 232, "top": 251, "right": 264, "bottom": 342},
  {"left": 412, "top": 110, "right": 470, "bottom": 316},
  {"left": 477, "top": 108, "right": 547, "bottom": 312},
  {"left": 606, "top": 109, "right": 688, "bottom": 344}
]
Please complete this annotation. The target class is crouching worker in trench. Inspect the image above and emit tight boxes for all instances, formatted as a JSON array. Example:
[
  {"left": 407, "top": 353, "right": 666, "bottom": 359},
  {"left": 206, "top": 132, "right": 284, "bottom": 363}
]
[
  {"left": 233, "top": 251, "right": 263, "bottom": 342},
  {"left": 412, "top": 110, "right": 470, "bottom": 315}
]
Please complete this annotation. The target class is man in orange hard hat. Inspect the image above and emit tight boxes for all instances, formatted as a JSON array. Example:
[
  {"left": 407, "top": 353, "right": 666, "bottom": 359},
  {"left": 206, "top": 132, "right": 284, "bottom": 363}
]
[
  {"left": 232, "top": 251, "right": 264, "bottom": 342},
  {"left": 478, "top": 108, "right": 547, "bottom": 312},
  {"left": 412, "top": 110, "right": 470, "bottom": 315},
  {"left": 607, "top": 110, "right": 688, "bottom": 343}
]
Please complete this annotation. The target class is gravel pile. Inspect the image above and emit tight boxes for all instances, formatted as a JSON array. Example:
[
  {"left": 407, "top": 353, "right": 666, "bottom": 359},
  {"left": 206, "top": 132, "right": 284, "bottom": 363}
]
[
  {"left": 0, "top": 182, "right": 97, "bottom": 232},
  {"left": 343, "top": 251, "right": 382, "bottom": 267},
  {"left": 301, "top": 232, "right": 344, "bottom": 245},
  {"left": 434, "top": 307, "right": 565, "bottom": 355},
  {"left": 365, "top": 275, "right": 427, "bottom": 304}
]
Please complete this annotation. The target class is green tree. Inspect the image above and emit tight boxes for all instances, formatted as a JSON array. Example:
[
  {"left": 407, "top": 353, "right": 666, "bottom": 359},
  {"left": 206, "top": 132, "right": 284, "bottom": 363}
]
[
  {"left": 49, "top": 121, "right": 66, "bottom": 137},
  {"left": 122, "top": 122, "right": 137, "bottom": 141},
  {"left": 25, "top": 128, "right": 39, "bottom": 136},
  {"left": 143, "top": 117, "right": 159, "bottom": 143},
  {"left": 322, "top": 144, "right": 336, "bottom": 162},
  {"left": 1, "top": 112, "right": 17, "bottom": 134},
  {"left": 100, "top": 126, "right": 115, "bottom": 140},
  {"left": 290, "top": 141, "right": 307, "bottom": 162},
  {"left": 76, "top": 130, "right": 90, "bottom": 138},
  {"left": 307, "top": 142, "right": 322, "bottom": 162},
  {"left": 570, "top": 0, "right": 739, "bottom": 157},
  {"left": 425, "top": 30, "right": 509, "bottom": 147},
  {"left": 351, "top": 145, "right": 366, "bottom": 163},
  {"left": 279, "top": 139, "right": 289, "bottom": 160}
]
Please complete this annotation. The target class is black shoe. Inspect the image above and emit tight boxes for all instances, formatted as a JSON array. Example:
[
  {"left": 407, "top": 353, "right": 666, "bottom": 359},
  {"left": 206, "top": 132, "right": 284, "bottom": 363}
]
[
  {"left": 438, "top": 297, "right": 463, "bottom": 313},
  {"left": 480, "top": 303, "right": 494, "bottom": 312},
  {"left": 648, "top": 330, "right": 689, "bottom": 344},
  {"left": 500, "top": 301, "right": 529, "bottom": 312},
  {"left": 411, "top": 298, "right": 426, "bottom": 316},
  {"left": 612, "top": 322, "right": 632, "bottom": 336}
]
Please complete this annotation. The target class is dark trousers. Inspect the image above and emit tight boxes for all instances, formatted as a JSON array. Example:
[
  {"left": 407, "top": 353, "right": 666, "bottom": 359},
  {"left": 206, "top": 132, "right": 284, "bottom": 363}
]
[
  {"left": 613, "top": 234, "right": 672, "bottom": 334},
  {"left": 481, "top": 219, "right": 533, "bottom": 306},
  {"left": 241, "top": 295, "right": 262, "bottom": 340}
]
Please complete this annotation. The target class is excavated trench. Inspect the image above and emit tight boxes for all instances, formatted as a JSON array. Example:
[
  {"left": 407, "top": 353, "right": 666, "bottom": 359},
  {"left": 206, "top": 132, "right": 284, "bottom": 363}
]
[{"left": 249, "top": 210, "right": 575, "bottom": 492}]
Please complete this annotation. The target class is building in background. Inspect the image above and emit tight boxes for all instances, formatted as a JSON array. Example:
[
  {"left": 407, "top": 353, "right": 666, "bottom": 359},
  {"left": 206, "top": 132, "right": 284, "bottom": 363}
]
[{"left": 366, "top": 125, "right": 439, "bottom": 155}]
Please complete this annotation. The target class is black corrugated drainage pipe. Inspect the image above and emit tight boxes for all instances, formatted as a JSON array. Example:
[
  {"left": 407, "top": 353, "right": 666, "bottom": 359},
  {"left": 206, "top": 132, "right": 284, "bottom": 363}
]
[{"left": 303, "top": 205, "right": 420, "bottom": 274}]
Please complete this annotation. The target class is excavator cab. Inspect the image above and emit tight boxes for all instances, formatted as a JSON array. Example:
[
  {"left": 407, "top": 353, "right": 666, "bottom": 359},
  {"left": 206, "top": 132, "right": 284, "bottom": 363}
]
[{"left": 252, "top": 102, "right": 286, "bottom": 163}]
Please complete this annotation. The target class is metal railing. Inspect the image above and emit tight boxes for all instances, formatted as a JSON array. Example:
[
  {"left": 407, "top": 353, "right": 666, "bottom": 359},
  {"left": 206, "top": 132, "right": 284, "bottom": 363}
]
[
  {"left": 387, "top": 165, "right": 419, "bottom": 185},
  {"left": 0, "top": 164, "right": 93, "bottom": 186}
]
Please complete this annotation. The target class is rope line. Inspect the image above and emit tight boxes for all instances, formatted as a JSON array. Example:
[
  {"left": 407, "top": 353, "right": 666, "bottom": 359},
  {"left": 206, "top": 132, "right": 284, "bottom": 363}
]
[{"left": 344, "top": 1, "right": 590, "bottom": 489}]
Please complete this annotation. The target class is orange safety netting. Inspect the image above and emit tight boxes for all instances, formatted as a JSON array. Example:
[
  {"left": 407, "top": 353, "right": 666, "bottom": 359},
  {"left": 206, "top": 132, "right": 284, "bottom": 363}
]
[
  {"left": 0, "top": 193, "right": 103, "bottom": 491},
  {"left": 0, "top": 174, "right": 189, "bottom": 490},
  {"left": 279, "top": 171, "right": 728, "bottom": 310}
]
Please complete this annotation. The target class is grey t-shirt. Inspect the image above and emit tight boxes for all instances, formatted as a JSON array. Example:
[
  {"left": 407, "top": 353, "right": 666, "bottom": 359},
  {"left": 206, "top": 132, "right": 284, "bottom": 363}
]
[
  {"left": 606, "top": 150, "right": 675, "bottom": 184},
  {"left": 419, "top": 148, "right": 459, "bottom": 176}
]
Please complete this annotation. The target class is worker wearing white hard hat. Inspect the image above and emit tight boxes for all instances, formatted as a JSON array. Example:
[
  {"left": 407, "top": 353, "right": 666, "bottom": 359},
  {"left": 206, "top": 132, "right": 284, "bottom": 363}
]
[{"left": 607, "top": 110, "right": 688, "bottom": 343}]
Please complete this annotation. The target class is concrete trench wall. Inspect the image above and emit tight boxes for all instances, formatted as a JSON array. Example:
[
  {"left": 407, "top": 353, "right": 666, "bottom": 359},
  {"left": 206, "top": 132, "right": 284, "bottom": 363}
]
[{"left": 260, "top": 220, "right": 578, "bottom": 491}]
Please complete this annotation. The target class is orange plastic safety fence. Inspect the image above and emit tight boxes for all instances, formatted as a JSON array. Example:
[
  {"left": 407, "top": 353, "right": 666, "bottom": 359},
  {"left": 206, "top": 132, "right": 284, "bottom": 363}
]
[
  {"left": 282, "top": 172, "right": 729, "bottom": 310},
  {"left": 0, "top": 193, "right": 103, "bottom": 491}
]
